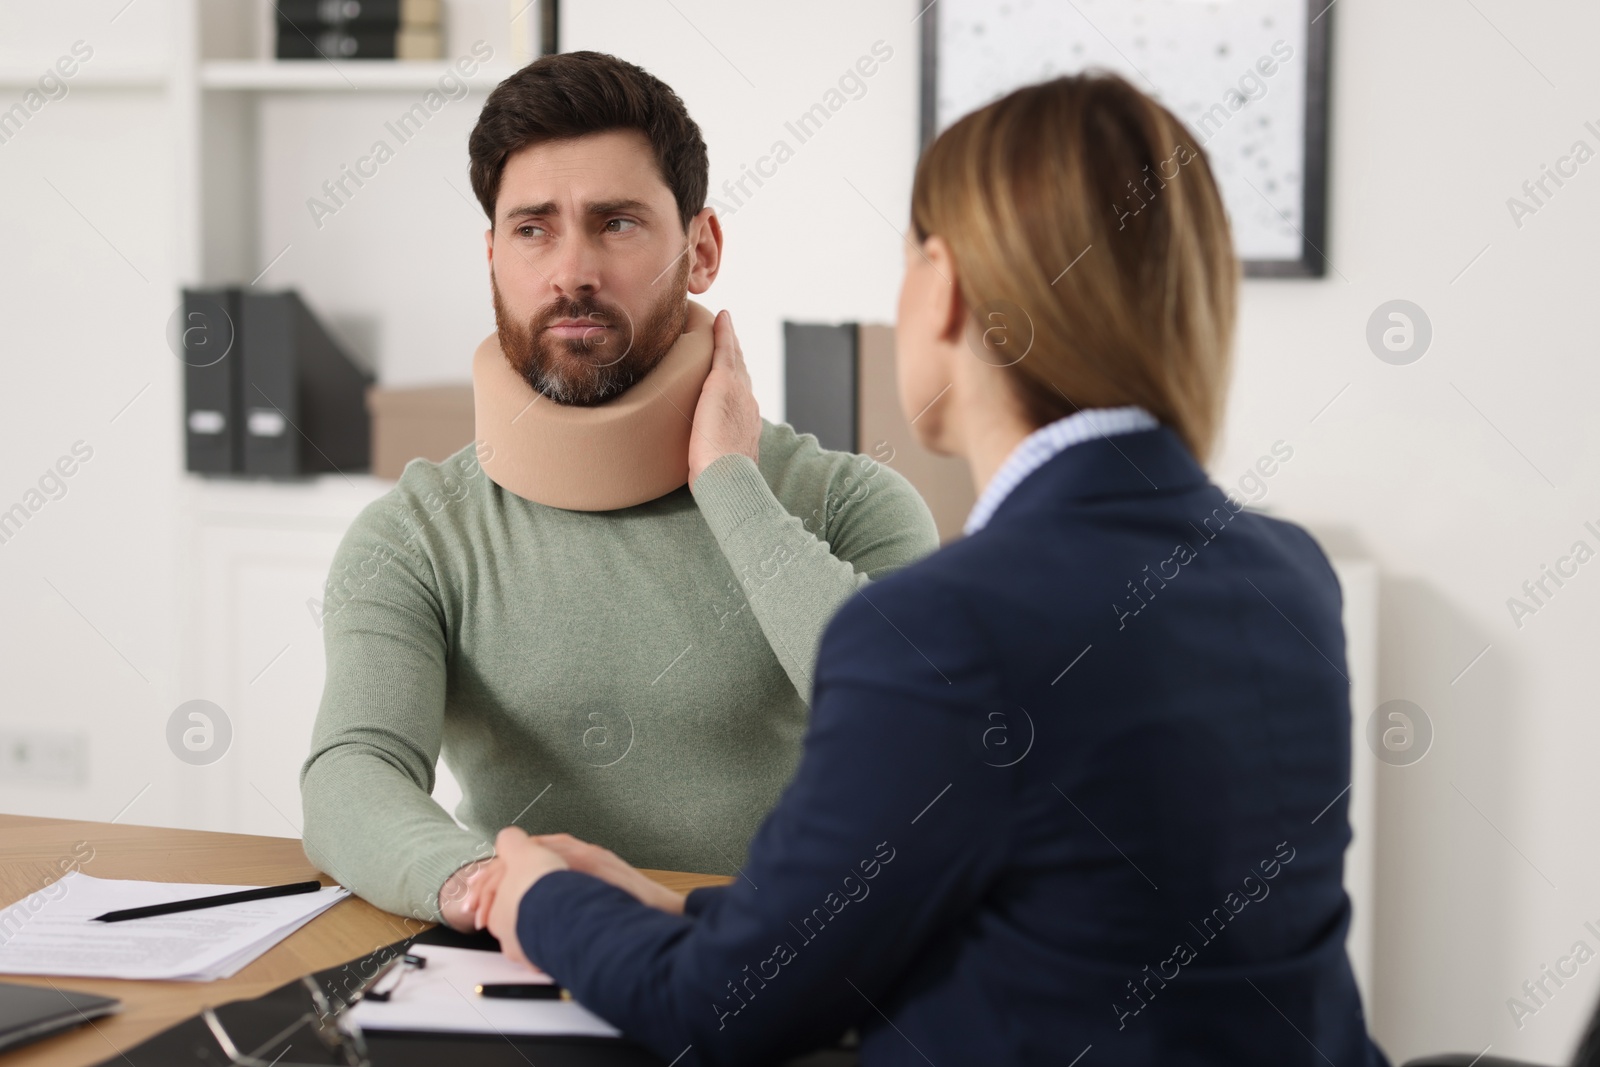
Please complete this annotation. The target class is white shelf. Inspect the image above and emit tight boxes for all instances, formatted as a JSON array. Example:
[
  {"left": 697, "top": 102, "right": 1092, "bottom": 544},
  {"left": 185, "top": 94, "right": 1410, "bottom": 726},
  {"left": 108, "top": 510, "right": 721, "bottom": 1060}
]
[
  {"left": 181, "top": 471, "right": 395, "bottom": 523},
  {"left": 200, "top": 59, "right": 516, "bottom": 92},
  {"left": 0, "top": 66, "right": 167, "bottom": 89}
]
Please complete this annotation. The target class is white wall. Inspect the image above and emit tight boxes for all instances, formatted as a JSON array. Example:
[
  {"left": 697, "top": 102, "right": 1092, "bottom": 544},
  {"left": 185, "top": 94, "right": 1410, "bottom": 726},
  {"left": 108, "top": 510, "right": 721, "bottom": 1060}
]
[
  {"left": 2, "top": 0, "right": 1598, "bottom": 1062},
  {"left": 1214, "top": 3, "right": 1600, "bottom": 1061},
  {"left": 562, "top": 0, "right": 921, "bottom": 412},
  {"left": 0, "top": 1, "right": 184, "bottom": 840}
]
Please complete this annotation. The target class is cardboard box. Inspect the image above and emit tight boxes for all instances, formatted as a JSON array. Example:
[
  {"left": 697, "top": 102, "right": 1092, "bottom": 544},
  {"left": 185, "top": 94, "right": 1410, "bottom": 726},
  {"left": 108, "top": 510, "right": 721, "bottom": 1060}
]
[
  {"left": 857, "top": 325, "right": 975, "bottom": 543},
  {"left": 366, "top": 384, "right": 474, "bottom": 480}
]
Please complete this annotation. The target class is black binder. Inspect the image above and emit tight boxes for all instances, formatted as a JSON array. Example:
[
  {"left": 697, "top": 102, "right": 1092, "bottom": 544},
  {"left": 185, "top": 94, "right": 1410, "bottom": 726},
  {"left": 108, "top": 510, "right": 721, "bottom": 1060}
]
[
  {"left": 274, "top": 0, "right": 444, "bottom": 60},
  {"left": 275, "top": 0, "right": 440, "bottom": 30},
  {"left": 180, "top": 287, "right": 244, "bottom": 474},
  {"left": 276, "top": 29, "right": 429, "bottom": 60},
  {"left": 240, "top": 290, "right": 373, "bottom": 477}
]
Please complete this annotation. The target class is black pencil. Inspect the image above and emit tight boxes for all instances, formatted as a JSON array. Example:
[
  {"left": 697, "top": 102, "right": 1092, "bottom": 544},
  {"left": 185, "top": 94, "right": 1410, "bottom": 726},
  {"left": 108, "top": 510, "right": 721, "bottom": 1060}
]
[{"left": 89, "top": 880, "right": 324, "bottom": 922}]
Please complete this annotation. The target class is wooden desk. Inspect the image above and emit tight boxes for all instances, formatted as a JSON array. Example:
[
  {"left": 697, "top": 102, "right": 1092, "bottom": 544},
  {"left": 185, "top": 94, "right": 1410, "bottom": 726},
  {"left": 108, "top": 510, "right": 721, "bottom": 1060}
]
[{"left": 0, "top": 814, "right": 732, "bottom": 1067}]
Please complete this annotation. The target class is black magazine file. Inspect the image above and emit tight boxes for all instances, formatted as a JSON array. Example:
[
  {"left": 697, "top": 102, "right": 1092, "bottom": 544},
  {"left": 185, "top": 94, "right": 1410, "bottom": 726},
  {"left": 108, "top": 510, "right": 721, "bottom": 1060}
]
[{"left": 89, "top": 924, "right": 857, "bottom": 1067}]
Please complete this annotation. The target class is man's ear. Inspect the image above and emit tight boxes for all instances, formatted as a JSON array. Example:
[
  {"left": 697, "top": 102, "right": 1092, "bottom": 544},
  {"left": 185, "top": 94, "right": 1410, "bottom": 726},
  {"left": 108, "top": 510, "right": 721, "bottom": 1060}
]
[
  {"left": 685, "top": 207, "right": 723, "bottom": 294},
  {"left": 484, "top": 227, "right": 494, "bottom": 264}
]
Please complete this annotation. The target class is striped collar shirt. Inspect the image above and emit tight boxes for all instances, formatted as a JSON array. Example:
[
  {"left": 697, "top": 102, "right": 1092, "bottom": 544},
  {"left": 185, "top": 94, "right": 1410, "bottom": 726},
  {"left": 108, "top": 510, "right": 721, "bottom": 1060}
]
[{"left": 962, "top": 406, "right": 1159, "bottom": 536}]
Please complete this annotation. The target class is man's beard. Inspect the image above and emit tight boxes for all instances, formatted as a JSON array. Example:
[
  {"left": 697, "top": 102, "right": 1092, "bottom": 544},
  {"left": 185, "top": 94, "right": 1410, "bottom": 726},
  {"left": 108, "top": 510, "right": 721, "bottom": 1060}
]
[{"left": 491, "top": 256, "right": 691, "bottom": 407}]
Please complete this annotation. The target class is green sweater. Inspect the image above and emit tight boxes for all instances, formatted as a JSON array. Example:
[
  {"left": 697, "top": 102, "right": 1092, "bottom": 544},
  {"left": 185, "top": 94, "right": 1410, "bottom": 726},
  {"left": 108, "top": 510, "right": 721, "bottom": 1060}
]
[{"left": 299, "top": 419, "right": 939, "bottom": 921}]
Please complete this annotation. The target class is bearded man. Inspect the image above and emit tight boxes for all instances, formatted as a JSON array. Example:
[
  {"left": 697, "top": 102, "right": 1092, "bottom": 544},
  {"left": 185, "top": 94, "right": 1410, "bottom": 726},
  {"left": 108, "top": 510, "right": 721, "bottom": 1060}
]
[{"left": 299, "top": 50, "right": 939, "bottom": 928}]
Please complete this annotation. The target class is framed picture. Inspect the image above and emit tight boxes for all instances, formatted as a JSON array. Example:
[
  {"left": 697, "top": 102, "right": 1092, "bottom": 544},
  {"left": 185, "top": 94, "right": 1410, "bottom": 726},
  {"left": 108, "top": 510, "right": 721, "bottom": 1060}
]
[{"left": 920, "top": 0, "right": 1334, "bottom": 278}]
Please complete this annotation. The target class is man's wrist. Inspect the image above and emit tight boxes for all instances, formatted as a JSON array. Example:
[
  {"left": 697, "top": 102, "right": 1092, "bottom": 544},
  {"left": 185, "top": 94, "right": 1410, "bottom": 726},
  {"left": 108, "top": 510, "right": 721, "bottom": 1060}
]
[{"left": 689, "top": 451, "right": 778, "bottom": 537}]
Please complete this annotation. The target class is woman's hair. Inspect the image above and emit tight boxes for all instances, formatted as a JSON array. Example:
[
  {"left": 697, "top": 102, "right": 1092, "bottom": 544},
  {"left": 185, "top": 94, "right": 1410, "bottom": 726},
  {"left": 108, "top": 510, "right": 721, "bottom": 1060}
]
[
  {"left": 910, "top": 71, "right": 1239, "bottom": 463},
  {"left": 1574, "top": 997, "right": 1600, "bottom": 1067}
]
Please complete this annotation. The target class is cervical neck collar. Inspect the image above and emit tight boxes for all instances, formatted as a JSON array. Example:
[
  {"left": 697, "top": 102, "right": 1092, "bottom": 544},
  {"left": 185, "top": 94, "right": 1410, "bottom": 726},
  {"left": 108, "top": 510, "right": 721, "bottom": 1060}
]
[{"left": 473, "top": 299, "right": 715, "bottom": 511}]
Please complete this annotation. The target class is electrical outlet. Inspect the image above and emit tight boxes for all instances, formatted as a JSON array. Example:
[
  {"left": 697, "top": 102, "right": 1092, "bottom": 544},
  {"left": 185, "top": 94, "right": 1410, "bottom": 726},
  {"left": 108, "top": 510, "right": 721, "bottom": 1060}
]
[{"left": 0, "top": 731, "right": 88, "bottom": 786}]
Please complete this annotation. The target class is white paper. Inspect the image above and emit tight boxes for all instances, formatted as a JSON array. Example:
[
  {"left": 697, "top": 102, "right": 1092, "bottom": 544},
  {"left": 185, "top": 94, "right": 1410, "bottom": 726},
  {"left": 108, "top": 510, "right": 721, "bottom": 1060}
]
[
  {"left": 350, "top": 944, "right": 621, "bottom": 1038},
  {"left": 0, "top": 871, "right": 349, "bottom": 981}
]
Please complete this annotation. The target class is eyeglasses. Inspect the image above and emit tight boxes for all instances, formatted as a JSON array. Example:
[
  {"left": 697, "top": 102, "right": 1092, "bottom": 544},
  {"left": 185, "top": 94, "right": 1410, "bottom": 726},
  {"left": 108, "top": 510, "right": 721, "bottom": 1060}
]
[{"left": 199, "top": 952, "right": 427, "bottom": 1067}]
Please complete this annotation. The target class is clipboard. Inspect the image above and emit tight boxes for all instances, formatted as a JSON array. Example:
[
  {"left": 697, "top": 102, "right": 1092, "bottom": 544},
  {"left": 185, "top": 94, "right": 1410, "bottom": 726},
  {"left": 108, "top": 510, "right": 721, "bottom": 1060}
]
[
  {"left": 89, "top": 924, "right": 858, "bottom": 1066},
  {"left": 88, "top": 925, "right": 659, "bottom": 1066}
]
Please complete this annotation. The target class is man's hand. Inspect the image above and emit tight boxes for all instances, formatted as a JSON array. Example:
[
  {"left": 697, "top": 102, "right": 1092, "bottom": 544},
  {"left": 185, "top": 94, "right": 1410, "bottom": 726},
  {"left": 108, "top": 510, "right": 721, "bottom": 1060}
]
[
  {"left": 532, "top": 833, "right": 686, "bottom": 915},
  {"left": 463, "top": 828, "right": 568, "bottom": 965},
  {"left": 437, "top": 857, "right": 493, "bottom": 933},
  {"left": 688, "top": 310, "right": 761, "bottom": 487}
]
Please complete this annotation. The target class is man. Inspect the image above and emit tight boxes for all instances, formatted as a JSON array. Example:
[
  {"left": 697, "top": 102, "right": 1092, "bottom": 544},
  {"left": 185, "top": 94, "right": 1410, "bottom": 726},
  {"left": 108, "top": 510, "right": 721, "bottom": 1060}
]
[{"left": 299, "top": 50, "right": 938, "bottom": 930}]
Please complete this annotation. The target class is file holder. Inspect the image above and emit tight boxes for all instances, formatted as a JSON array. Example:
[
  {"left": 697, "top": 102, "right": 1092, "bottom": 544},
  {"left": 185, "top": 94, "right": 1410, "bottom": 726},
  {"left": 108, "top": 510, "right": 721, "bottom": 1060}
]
[{"left": 240, "top": 290, "right": 373, "bottom": 477}]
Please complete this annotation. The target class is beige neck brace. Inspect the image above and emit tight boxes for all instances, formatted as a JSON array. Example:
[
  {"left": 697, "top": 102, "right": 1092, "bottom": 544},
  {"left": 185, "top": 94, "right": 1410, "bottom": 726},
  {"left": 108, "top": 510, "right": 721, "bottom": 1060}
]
[{"left": 472, "top": 299, "right": 715, "bottom": 511}]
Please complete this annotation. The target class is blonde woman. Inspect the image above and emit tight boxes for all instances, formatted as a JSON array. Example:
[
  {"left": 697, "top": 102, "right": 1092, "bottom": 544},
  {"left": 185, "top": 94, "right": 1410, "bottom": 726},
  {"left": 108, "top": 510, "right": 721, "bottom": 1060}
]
[{"left": 464, "top": 71, "right": 1388, "bottom": 1067}]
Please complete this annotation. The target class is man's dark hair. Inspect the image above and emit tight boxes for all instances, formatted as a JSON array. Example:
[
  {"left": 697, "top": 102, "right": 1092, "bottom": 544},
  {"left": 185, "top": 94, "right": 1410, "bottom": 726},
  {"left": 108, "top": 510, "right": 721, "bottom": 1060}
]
[{"left": 468, "top": 51, "right": 708, "bottom": 231}]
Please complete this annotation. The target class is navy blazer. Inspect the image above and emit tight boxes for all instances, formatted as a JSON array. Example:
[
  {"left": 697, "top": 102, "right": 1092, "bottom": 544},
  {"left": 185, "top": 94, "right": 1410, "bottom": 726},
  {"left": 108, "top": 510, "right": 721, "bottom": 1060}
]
[{"left": 516, "top": 426, "right": 1390, "bottom": 1067}]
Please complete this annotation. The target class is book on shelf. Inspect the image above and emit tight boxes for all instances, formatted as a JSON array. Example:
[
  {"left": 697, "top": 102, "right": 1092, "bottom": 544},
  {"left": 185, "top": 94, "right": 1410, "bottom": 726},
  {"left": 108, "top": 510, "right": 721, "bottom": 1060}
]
[{"left": 276, "top": 0, "right": 445, "bottom": 61}]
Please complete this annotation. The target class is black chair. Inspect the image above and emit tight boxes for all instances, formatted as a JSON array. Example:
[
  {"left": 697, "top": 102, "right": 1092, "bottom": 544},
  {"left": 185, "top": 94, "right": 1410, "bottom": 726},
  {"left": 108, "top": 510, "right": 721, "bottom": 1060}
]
[{"left": 1402, "top": 999, "right": 1600, "bottom": 1067}]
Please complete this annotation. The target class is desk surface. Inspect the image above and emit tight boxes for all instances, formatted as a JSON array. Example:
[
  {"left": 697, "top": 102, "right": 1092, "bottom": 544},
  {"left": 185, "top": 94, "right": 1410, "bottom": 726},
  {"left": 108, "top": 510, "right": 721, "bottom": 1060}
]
[{"left": 0, "top": 813, "right": 732, "bottom": 1067}]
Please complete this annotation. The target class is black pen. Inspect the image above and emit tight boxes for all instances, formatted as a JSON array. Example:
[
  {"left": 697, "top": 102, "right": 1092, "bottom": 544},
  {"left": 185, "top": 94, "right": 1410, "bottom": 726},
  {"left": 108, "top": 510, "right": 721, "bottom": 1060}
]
[
  {"left": 476, "top": 983, "right": 571, "bottom": 1000},
  {"left": 90, "top": 880, "right": 324, "bottom": 922}
]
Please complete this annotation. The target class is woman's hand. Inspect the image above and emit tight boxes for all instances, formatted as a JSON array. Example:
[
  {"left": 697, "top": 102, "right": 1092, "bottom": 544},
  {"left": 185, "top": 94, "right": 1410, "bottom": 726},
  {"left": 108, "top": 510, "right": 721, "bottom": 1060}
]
[
  {"left": 533, "top": 833, "right": 686, "bottom": 915},
  {"left": 461, "top": 827, "right": 569, "bottom": 965},
  {"left": 461, "top": 831, "right": 686, "bottom": 950},
  {"left": 461, "top": 858, "right": 504, "bottom": 932}
]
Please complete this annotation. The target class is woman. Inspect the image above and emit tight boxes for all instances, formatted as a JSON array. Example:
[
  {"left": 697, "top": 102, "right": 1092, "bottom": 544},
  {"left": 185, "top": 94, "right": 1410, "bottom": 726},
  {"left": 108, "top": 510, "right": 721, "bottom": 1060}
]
[{"left": 461, "top": 72, "right": 1390, "bottom": 1066}]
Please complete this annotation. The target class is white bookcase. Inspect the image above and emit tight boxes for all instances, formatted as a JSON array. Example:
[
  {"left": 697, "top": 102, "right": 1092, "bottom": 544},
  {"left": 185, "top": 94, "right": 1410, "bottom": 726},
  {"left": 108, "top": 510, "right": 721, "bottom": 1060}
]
[
  {"left": 161, "top": 0, "right": 550, "bottom": 837},
  {"left": 176, "top": 474, "right": 407, "bottom": 838},
  {"left": 172, "top": 0, "right": 541, "bottom": 294}
]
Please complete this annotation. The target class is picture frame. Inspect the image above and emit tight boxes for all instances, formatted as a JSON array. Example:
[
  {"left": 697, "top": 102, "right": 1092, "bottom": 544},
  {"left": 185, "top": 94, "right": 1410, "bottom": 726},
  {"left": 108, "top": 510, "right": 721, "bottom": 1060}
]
[{"left": 920, "top": 0, "right": 1334, "bottom": 278}]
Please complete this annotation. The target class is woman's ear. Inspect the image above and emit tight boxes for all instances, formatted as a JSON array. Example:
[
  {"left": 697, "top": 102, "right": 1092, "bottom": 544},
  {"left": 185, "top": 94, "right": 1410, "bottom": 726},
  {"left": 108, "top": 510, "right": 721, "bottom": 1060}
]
[{"left": 920, "top": 235, "right": 965, "bottom": 345}]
